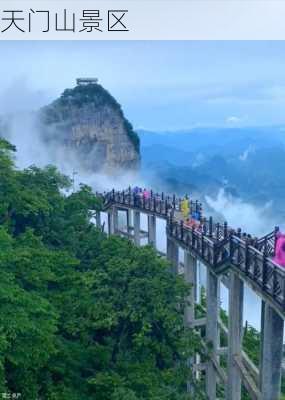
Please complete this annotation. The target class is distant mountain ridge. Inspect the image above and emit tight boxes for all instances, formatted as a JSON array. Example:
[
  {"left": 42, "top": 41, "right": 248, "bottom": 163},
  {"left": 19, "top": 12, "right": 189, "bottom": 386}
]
[{"left": 138, "top": 127, "right": 285, "bottom": 218}]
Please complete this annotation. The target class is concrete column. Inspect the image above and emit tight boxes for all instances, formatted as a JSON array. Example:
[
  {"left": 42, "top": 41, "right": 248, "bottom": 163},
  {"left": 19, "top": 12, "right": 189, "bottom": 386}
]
[
  {"left": 196, "top": 261, "right": 201, "bottom": 305},
  {"left": 113, "top": 207, "right": 118, "bottom": 233},
  {"left": 260, "top": 301, "right": 284, "bottom": 400},
  {"left": 166, "top": 236, "right": 172, "bottom": 262},
  {"left": 227, "top": 272, "right": 244, "bottom": 400},
  {"left": 133, "top": 210, "right": 140, "bottom": 246},
  {"left": 184, "top": 251, "right": 197, "bottom": 327},
  {"left": 126, "top": 209, "right": 132, "bottom": 234},
  {"left": 167, "top": 237, "right": 179, "bottom": 274},
  {"left": 148, "top": 215, "right": 156, "bottom": 247},
  {"left": 108, "top": 207, "right": 118, "bottom": 235},
  {"left": 108, "top": 211, "right": 114, "bottom": 235},
  {"left": 217, "top": 278, "right": 221, "bottom": 364},
  {"left": 184, "top": 251, "right": 198, "bottom": 395},
  {"left": 206, "top": 269, "right": 219, "bottom": 400},
  {"left": 96, "top": 210, "right": 101, "bottom": 229},
  {"left": 195, "top": 261, "right": 202, "bottom": 382}
]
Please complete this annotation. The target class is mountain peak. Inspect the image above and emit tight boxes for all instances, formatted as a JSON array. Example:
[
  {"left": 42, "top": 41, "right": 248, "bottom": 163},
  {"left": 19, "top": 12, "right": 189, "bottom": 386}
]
[{"left": 40, "top": 81, "right": 140, "bottom": 174}]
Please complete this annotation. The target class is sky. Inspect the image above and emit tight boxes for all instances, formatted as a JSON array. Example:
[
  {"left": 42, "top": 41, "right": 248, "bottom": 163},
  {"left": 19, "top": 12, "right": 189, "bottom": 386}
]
[{"left": 1, "top": 41, "right": 285, "bottom": 130}]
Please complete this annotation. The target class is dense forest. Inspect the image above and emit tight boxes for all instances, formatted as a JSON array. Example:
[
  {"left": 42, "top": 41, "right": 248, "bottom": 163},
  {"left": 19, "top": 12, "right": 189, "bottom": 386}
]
[
  {"left": 0, "top": 137, "right": 280, "bottom": 400},
  {"left": 0, "top": 138, "right": 202, "bottom": 400}
]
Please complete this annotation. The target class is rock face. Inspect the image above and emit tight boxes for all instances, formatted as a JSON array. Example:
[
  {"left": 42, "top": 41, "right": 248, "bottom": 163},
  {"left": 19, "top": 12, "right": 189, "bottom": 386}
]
[{"left": 40, "top": 82, "right": 140, "bottom": 173}]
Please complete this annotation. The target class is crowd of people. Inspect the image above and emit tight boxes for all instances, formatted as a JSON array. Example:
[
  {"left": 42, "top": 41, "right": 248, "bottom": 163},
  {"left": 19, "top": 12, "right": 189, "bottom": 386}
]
[
  {"left": 132, "top": 186, "right": 152, "bottom": 200},
  {"left": 128, "top": 188, "right": 285, "bottom": 267}
]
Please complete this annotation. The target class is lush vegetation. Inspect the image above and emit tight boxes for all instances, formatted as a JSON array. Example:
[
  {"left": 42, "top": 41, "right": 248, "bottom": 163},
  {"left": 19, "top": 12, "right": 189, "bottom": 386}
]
[
  {"left": 0, "top": 138, "right": 201, "bottom": 399},
  {"left": 2, "top": 136, "right": 283, "bottom": 399},
  {"left": 41, "top": 83, "right": 140, "bottom": 152}
]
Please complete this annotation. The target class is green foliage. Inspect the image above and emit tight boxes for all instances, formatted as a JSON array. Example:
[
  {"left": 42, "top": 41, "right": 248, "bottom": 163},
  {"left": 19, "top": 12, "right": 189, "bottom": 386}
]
[
  {"left": 0, "top": 139, "right": 200, "bottom": 399},
  {"left": 241, "top": 322, "right": 285, "bottom": 399},
  {"left": 242, "top": 323, "right": 260, "bottom": 367},
  {"left": 195, "top": 286, "right": 206, "bottom": 319}
]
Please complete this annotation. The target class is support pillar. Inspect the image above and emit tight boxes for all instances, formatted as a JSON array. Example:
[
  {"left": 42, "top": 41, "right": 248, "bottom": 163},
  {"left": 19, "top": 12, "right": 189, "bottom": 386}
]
[
  {"left": 227, "top": 272, "right": 244, "bottom": 400},
  {"left": 108, "top": 211, "right": 114, "bottom": 235},
  {"left": 127, "top": 209, "right": 132, "bottom": 234},
  {"left": 134, "top": 210, "right": 141, "bottom": 246},
  {"left": 166, "top": 237, "right": 179, "bottom": 274},
  {"left": 260, "top": 301, "right": 284, "bottom": 400},
  {"left": 184, "top": 251, "right": 197, "bottom": 327},
  {"left": 184, "top": 251, "right": 198, "bottom": 394},
  {"left": 217, "top": 278, "right": 221, "bottom": 364},
  {"left": 113, "top": 207, "right": 118, "bottom": 233},
  {"left": 148, "top": 215, "right": 156, "bottom": 247},
  {"left": 206, "top": 269, "right": 219, "bottom": 400},
  {"left": 96, "top": 210, "right": 101, "bottom": 229},
  {"left": 108, "top": 207, "right": 118, "bottom": 235},
  {"left": 194, "top": 262, "right": 202, "bottom": 381},
  {"left": 196, "top": 261, "right": 201, "bottom": 305}
]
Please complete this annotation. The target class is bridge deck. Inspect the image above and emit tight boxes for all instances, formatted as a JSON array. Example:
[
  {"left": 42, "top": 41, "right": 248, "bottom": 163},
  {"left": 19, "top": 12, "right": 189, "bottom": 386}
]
[{"left": 101, "top": 189, "right": 285, "bottom": 317}]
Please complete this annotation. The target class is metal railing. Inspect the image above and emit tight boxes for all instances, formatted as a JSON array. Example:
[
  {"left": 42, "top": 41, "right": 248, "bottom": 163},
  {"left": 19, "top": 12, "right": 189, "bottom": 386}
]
[{"left": 102, "top": 188, "right": 285, "bottom": 314}]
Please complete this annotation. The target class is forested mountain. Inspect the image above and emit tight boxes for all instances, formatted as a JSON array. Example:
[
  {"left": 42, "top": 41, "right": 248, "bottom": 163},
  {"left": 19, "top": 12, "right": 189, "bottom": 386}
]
[{"left": 0, "top": 138, "right": 202, "bottom": 400}]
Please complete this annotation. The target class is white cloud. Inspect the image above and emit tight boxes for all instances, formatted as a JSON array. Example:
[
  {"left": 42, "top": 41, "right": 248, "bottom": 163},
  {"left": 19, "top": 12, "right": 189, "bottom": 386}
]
[
  {"left": 0, "top": 77, "right": 51, "bottom": 115},
  {"left": 226, "top": 115, "right": 242, "bottom": 124},
  {"left": 205, "top": 189, "right": 274, "bottom": 237},
  {"left": 239, "top": 145, "right": 255, "bottom": 161}
]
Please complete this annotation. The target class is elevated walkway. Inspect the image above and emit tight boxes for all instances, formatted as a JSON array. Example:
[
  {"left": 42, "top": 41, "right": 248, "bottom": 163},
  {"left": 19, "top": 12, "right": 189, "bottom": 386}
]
[
  {"left": 100, "top": 188, "right": 285, "bottom": 316},
  {"left": 97, "top": 187, "right": 285, "bottom": 400}
]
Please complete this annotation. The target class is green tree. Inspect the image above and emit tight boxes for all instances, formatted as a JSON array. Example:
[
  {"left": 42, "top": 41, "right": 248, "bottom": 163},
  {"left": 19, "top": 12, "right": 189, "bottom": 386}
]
[{"left": 0, "top": 139, "right": 202, "bottom": 400}]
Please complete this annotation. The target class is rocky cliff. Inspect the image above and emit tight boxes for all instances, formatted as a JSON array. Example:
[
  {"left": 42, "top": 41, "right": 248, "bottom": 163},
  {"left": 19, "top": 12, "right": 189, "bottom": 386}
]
[{"left": 40, "top": 82, "right": 140, "bottom": 173}]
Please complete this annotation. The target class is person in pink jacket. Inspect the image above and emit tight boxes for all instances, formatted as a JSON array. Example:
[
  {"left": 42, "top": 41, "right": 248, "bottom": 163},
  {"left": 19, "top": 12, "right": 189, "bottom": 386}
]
[
  {"left": 143, "top": 189, "right": 150, "bottom": 200},
  {"left": 273, "top": 232, "right": 285, "bottom": 267}
]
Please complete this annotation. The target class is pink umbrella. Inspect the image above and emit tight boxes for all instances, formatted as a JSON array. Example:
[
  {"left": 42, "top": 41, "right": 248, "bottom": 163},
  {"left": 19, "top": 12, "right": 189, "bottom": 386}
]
[
  {"left": 143, "top": 190, "right": 150, "bottom": 199},
  {"left": 273, "top": 232, "right": 285, "bottom": 267}
]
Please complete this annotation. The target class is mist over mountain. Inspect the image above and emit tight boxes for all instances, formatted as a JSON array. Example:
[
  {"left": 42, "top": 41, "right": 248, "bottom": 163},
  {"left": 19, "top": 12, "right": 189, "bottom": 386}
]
[
  {"left": 0, "top": 81, "right": 140, "bottom": 177},
  {"left": 139, "top": 127, "right": 285, "bottom": 227},
  {"left": 0, "top": 79, "right": 284, "bottom": 234}
]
